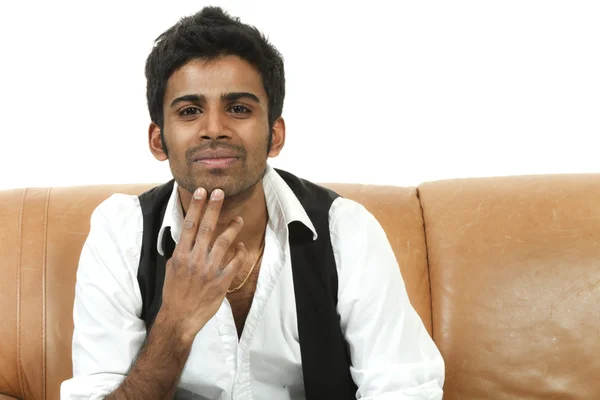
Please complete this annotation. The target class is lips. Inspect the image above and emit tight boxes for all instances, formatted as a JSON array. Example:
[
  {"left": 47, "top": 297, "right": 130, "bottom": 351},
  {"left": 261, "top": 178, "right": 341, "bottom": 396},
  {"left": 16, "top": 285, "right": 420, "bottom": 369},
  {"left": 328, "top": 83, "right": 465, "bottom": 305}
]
[
  {"left": 189, "top": 148, "right": 243, "bottom": 169},
  {"left": 191, "top": 149, "right": 242, "bottom": 162}
]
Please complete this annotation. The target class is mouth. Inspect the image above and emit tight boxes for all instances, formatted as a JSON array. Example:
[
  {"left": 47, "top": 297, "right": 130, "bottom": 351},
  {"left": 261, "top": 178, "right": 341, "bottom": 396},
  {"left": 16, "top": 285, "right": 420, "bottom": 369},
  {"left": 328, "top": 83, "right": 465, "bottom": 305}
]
[{"left": 193, "top": 157, "right": 239, "bottom": 168}]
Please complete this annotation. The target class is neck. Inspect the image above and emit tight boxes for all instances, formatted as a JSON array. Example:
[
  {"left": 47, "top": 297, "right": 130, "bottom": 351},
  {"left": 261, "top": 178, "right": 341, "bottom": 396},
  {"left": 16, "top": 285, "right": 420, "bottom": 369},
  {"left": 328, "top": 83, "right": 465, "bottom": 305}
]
[{"left": 178, "top": 182, "right": 268, "bottom": 250}]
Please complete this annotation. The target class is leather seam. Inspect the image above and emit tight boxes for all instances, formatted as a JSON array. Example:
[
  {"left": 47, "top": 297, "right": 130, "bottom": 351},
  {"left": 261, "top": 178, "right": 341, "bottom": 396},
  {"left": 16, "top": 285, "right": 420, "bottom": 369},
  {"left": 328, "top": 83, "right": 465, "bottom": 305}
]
[
  {"left": 16, "top": 188, "right": 27, "bottom": 399},
  {"left": 42, "top": 188, "right": 51, "bottom": 400},
  {"left": 416, "top": 186, "right": 434, "bottom": 339}
]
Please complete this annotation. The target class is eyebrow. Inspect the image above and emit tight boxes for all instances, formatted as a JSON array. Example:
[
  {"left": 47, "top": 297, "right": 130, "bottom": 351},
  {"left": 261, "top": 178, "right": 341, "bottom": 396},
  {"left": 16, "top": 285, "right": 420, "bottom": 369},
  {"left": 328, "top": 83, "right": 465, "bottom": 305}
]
[
  {"left": 170, "top": 94, "right": 204, "bottom": 108},
  {"left": 170, "top": 92, "right": 260, "bottom": 108},
  {"left": 222, "top": 92, "right": 260, "bottom": 104}
]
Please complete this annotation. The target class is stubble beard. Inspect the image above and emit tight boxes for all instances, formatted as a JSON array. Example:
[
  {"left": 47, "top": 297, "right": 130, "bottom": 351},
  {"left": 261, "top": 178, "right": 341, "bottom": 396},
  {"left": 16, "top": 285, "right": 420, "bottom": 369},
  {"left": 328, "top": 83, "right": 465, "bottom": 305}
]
[{"left": 172, "top": 157, "right": 267, "bottom": 201}]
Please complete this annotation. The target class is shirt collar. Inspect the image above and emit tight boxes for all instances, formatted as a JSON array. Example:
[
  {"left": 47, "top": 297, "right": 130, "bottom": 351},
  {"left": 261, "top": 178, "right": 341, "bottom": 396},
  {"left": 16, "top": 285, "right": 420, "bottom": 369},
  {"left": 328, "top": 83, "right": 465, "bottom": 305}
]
[{"left": 157, "top": 164, "right": 318, "bottom": 256}]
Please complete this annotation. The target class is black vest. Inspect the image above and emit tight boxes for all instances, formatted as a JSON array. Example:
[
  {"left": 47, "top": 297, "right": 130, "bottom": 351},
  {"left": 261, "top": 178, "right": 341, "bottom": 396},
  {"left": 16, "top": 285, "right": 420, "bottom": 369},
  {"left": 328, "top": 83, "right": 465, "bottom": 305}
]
[{"left": 137, "top": 168, "right": 358, "bottom": 399}]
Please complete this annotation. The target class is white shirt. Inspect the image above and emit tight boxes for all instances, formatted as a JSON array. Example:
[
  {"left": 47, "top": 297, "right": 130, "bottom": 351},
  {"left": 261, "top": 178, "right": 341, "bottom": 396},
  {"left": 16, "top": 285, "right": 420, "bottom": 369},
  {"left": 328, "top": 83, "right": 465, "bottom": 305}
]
[{"left": 61, "top": 164, "right": 445, "bottom": 400}]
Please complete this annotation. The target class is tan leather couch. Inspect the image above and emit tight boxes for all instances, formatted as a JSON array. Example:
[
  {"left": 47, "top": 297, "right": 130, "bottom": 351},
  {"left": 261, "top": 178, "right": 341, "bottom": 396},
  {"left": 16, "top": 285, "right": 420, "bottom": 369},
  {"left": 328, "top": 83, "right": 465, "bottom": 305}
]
[{"left": 2, "top": 174, "right": 600, "bottom": 399}]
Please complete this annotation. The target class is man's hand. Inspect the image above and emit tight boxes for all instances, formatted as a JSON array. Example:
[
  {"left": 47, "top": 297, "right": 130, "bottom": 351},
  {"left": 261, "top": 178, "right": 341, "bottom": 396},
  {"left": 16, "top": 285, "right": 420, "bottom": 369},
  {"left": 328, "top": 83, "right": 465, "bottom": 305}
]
[
  {"left": 105, "top": 187, "right": 246, "bottom": 400},
  {"left": 160, "top": 187, "right": 247, "bottom": 343}
]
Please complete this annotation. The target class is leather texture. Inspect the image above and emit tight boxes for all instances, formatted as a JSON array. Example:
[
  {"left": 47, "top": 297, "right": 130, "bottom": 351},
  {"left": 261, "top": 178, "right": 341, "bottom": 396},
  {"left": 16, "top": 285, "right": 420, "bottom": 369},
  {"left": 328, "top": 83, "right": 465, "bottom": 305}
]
[
  {"left": 419, "top": 174, "right": 600, "bottom": 399},
  {"left": 2, "top": 175, "right": 599, "bottom": 399}
]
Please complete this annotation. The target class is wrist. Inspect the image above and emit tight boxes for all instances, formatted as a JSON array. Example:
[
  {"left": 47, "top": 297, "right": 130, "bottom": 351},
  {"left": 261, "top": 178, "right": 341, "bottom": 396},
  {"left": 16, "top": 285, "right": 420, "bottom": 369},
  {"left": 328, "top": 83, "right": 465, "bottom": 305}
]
[{"left": 153, "top": 308, "right": 197, "bottom": 348}]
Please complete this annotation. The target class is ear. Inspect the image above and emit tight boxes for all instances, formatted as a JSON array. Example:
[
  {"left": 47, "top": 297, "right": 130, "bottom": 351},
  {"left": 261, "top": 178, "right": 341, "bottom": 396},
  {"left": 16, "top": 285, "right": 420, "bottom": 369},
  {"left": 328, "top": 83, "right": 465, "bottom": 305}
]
[
  {"left": 268, "top": 117, "right": 286, "bottom": 158},
  {"left": 148, "top": 122, "right": 168, "bottom": 161}
]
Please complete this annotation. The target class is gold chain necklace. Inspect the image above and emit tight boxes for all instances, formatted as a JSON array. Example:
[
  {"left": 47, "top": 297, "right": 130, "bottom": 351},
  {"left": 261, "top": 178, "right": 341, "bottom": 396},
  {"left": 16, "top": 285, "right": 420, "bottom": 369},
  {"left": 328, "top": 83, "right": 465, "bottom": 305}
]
[{"left": 227, "top": 237, "right": 266, "bottom": 294}]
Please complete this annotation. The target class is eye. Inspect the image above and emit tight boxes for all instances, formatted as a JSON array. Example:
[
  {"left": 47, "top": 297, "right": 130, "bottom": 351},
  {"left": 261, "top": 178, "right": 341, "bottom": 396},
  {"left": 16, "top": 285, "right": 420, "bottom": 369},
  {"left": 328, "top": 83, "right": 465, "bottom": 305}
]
[
  {"left": 230, "top": 105, "right": 250, "bottom": 114},
  {"left": 179, "top": 107, "right": 201, "bottom": 116}
]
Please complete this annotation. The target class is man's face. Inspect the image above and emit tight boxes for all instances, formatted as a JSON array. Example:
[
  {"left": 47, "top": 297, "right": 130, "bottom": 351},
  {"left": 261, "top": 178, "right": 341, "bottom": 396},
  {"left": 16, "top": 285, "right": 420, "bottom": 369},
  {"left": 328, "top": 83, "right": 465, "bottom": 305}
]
[{"left": 155, "top": 55, "right": 280, "bottom": 197}]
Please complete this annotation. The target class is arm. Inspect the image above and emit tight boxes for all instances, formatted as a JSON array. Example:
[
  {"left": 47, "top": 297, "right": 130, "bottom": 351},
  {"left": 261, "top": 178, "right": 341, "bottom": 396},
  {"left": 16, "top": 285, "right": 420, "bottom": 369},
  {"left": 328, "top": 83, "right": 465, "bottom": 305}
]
[
  {"left": 61, "top": 194, "right": 148, "bottom": 399},
  {"left": 330, "top": 199, "right": 445, "bottom": 399},
  {"left": 62, "top": 189, "right": 246, "bottom": 399},
  {"left": 104, "top": 310, "right": 193, "bottom": 400},
  {"left": 66, "top": 198, "right": 190, "bottom": 400},
  {"left": 106, "top": 187, "right": 245, "bottom": 399}
]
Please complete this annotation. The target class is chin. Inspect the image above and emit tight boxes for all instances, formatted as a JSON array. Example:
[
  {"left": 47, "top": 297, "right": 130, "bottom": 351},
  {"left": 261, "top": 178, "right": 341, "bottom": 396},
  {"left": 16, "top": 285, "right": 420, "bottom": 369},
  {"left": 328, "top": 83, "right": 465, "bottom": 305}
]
[
  {"left": 176, "top": 167, "right": 265, "bottom": 198},
  {"left": 195, "top": 177, "right": 246, "bottom": 197}
]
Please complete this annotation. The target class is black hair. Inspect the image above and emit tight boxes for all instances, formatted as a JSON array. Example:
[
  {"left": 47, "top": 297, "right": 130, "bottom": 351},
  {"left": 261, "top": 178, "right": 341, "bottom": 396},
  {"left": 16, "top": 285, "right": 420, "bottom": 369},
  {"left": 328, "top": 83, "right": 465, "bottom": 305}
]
[{"left": 144, "top": 6, "right": 285, "bottom": 153}]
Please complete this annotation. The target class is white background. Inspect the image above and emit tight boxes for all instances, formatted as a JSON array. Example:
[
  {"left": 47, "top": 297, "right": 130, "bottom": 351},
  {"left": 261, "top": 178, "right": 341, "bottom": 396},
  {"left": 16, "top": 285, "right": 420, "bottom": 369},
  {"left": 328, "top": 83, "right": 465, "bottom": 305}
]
[{"left": 1, "top": 1, "right": 599, "bottom": 190}]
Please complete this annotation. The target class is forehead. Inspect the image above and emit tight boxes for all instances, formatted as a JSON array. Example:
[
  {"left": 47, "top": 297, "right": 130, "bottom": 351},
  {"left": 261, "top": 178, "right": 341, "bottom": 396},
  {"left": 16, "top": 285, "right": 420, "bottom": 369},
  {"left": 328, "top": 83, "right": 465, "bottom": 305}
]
[{"left": 164, "top": 55, "right": 267, "bottom": 102}]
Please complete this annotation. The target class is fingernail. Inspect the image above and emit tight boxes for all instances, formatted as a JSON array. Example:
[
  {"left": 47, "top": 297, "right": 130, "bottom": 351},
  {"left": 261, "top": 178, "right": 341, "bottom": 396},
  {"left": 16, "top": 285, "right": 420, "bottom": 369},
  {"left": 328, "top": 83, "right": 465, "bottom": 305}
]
[
  {"left": 194, "top": 188, "right": 205, "bottom": 200},
  {"left": 212, "top": 189, "right": 224, "bottom": 200},
  {"left": 234, "top": 216, "right": 243, "bottom": 224}
]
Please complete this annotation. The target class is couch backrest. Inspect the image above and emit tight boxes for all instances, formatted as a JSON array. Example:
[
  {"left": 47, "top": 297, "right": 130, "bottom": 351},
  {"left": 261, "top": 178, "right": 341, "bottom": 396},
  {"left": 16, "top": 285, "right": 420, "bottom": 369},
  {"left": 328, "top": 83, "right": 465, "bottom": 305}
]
[
  {"left": 418, "top": 174, "right": 600, "bottom": 399},
  {"left": 0, "top": 182, "right": 430, "bottom": 400}
]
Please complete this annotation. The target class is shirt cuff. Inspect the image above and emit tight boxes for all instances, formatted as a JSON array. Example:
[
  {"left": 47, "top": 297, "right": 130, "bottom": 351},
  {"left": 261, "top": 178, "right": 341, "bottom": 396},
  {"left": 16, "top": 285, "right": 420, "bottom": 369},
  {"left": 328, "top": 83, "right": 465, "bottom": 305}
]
[{"left": 60, "top": 373, "right": 125, "bottom": 400}]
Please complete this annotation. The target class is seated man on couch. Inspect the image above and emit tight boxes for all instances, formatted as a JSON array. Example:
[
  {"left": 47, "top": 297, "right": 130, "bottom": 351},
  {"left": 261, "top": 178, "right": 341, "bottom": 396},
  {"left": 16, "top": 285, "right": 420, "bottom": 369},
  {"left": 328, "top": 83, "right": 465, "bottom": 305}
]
[{"left": 61, "top": 6, "right": 444, "bottom": 399}]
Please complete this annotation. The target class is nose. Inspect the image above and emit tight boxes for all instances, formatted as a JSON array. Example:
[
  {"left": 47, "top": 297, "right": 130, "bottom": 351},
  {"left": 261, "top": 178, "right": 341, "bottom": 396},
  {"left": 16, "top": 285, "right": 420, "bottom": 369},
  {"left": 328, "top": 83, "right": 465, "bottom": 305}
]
[{"left": 200, "top": 108, "right": 231, "bottom": 140}]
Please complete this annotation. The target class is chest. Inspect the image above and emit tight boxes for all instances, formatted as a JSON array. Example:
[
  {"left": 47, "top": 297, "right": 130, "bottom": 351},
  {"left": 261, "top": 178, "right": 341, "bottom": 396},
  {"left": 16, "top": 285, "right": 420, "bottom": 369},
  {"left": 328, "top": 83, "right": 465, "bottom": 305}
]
[
  {"left": 178, "top": 261, "right": 305, "bottom": 399},
  {"left": 226, "top": 265, "right": 260, "bottom": 338}
]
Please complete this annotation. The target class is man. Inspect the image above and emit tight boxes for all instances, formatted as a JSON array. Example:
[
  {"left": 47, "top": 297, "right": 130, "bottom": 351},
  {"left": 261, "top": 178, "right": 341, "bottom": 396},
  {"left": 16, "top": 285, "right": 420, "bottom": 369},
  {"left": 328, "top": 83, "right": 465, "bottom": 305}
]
[{"left": 61, "top": 6, "right": 444, "bottom": 400}]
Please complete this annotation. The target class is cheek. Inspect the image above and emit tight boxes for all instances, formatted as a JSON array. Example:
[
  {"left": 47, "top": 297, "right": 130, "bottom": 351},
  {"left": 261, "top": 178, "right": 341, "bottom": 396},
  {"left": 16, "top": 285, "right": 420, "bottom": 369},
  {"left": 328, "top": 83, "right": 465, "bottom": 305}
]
[
  {"left": 248, "top": 134, "right": 270, "bottom": 159},
  {"left": 163, "top": 126, "right": 191, "bottom": 158}
]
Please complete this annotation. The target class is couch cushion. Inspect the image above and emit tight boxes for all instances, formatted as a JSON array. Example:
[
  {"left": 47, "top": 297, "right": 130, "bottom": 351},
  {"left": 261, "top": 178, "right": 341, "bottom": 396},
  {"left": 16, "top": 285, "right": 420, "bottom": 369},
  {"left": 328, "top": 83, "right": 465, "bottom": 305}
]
[
  {"left": 0, "top": 189, "right": 24, "bottom": 400},
  {"left": 0, "top": 184, "right": 153, "bottom": 400},
  {"left": 419, "top": 174, "right": 600, "bottom": 399}
]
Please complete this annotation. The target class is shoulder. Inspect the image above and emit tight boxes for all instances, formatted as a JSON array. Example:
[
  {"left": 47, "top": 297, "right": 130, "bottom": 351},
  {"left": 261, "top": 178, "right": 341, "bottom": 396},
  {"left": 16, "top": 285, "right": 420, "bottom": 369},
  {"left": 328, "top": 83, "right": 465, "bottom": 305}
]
[
  {"left": 83, "top": 194, "right": 144, "bottom": 267},
  {"left": 89, "top": 193, "right": 143, "bottom": 236},
  {"left": 328, "top": 197, "right": 398, "bottom": 277},
  {"left": 329, "top": 197, "right": 383, "bottom": 237},
  {"left": 77, "top": 193, "right": 144, "bottom": 302}
]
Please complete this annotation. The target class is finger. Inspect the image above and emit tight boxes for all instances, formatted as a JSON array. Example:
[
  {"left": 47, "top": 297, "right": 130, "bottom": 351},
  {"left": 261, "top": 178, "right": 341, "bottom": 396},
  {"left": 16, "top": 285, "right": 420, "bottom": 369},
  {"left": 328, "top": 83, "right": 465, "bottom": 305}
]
[
  {"left": 179, "top": 187, "right": 207, "bottom": 252},
  {"left": 221, "top": 242, "right": 247, "bottom": 280},
  {"left": 193, "top": 188, "right": 225, "bottom": 254},
  {"left": 207, "top": 216, "right": 244, "bottom": 271}
]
